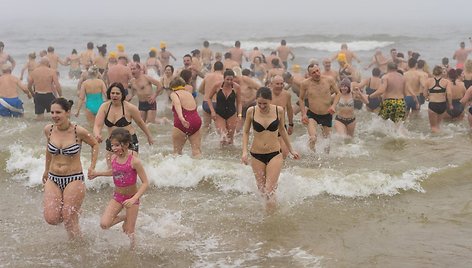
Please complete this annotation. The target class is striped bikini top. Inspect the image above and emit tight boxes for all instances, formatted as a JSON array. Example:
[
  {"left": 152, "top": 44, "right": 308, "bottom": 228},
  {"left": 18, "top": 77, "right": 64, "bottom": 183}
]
[{"left": 47, "top": 124, "right": 81, "bottom": 156}]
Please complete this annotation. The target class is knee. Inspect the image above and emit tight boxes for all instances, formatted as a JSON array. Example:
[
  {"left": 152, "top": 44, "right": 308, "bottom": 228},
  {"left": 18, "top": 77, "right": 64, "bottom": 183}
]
[
  {"left": 44, "top": 214, "right": 62, "bottom": 225},
  {"left": 100, "top": 219, "right": 112, "bottom": 230},
  {"left": 309, "top": 135, "right": 317, "bottom": 143}
]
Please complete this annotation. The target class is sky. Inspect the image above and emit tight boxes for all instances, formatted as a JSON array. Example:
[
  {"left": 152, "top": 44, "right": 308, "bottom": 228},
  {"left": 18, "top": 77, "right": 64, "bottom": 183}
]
[{"left": 2, "top": 0, "right": 470, "bottom": 23}]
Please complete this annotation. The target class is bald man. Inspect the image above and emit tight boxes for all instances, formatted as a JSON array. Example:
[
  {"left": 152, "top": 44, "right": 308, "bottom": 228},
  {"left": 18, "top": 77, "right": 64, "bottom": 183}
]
[{"left": 0, "top": 63, "right": 31, "bottom": 117}]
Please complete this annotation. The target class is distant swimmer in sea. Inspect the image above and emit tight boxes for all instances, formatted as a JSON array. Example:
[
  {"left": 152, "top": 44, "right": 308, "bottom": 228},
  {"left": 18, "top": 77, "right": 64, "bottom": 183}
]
[
  {"left": 89, "top": 128, "right": 148, "bottom": 250},
  {"left": 64, "top": 49, "right": 82, "bottom": 79},
  {"left": 241, "top": 87, "right": 299, "bottom": 213},
  {"left": 0, "top": 41, "right": 16, "bottom": 75},
  {"left": 365, "top": 49, "right": 389, "bottom": 74},
  {"left": 444, "top": 68, "right": 466, "bottom": 121},
  {"left": 452, "top": 38, "right": 472, "bottom": 69},
  {"left": 403, "top": 58, "right": 423, "bottom": 118},
  {"left": 75, "top": 65, "right": 106, "bottom": 128},
  {"left": 169, "top": 77, "right": 202, "bottom": 157},
  {"left": 145, "top": 47, "right": 163, "bottom": 76},
  {"left": 19, "top": 52, "right": 37, "bottom": 81},
  {"left": 42, "top": 98, "right": 98, "bottom": 240},
  {"left": 228, "top": 40, "right": 249, "bottom": 67},
  {"left": 79, "top": 41, "right": 95, "bottom": 67},
  {"left": 93, "top": 44, "right": 107, "bottom": 74},
  {"left": 28, "top": 57, "right": 62, "bottom": 120},
  {"left": 276, "top": 39, "right": 295, "bottom": 70},
  {"left": 157, "top": 41, "right": 177, "bottom": 67},
  {"left": 331, "top": 43, "right": 360, "bottom": 66},
  {"left": 355, "top": 67, "right": 382, "bottom": 113},
  {"left": 0, "top": 63, "right": 32, "bottom": 117},
  {"left": 201, "top": 40, "right": 214, "bottom": 72}
]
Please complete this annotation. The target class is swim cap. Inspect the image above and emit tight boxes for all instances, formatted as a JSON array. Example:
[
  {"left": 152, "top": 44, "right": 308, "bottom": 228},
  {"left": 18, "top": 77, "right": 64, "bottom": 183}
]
[
  {"left": 172, "top": 85, "right": 185, "bottom": 91},
  {"left": 291, "top": 64, "right": 301, "bottom": 73},
  {"left": 232, "top": 66, "right": 242, "bottom": 77},
  {"left": 150, "top": 47, "right": 157, "bottom": 52},
  {"left": 116, "top": 44, "right": 125, "bottom": 52},
  {"left": 160, "top": 41, "right": 166, "bottom": 49},
  {"left": 337, "top": 53, "right": 347, "bottom": 63},
  {"left": 108, "top": 51, "right": 117, "bottom": 59}
]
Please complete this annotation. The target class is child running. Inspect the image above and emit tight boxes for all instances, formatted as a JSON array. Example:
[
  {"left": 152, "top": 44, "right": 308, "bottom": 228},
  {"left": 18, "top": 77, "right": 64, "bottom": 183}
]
[{"left": 89, "top": 128, "right": 149, "bottom": 249}]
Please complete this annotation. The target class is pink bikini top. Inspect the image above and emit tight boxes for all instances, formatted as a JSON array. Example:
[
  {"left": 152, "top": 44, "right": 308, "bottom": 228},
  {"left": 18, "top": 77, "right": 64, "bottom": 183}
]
[{"left": 112, "top": 154, "right": 137, "bottom": 187}]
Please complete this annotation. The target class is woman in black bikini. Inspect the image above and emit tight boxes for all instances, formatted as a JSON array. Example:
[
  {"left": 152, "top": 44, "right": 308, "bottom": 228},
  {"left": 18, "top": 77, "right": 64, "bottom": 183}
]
[
  {"left": 93, "top": 83, "right": 154, "bottom": 164},
  {"left": 241, "top": 87, "right": 299, "bottom": 212},
  {"left": 204, "top": 69, "right": 242, "bottom": 145},
  {"left": 424, "top": 66, "right": 453, "bottom": 133},
  {"left": 42, "top": 98, "right": 98, "bottom": 239}
]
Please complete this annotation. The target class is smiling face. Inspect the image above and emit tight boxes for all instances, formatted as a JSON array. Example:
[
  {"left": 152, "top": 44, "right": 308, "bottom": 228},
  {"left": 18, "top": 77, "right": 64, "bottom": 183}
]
[
  {"left": 164, "top": 66, "right": 173, "bottom": 77},
  {"left": 223, "top": 75, "right": 234, "bottom": 86},
  {"left": 256, "top": 97, "right": 270, "bottom": 112},
  {"left": 110, "top": 138, "right": 128, "bottom": 156},
  {"left": 50, "top": 103, "right": 69, "bottom": 125}
]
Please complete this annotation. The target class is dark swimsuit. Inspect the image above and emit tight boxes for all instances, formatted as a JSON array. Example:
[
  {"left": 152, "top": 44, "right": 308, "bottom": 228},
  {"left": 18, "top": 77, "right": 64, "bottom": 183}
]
[
  {"left": 47, "top": 124, "right": 84, "bottom": 191},
  {"left": 446, "top": 99, "right": 464, "bottom": 118},
  {"left": 104, "top": 102, "right": 139, "bottom": 152},
  {"left": 250, "top": 107, "right": 281, "bottom": 165},
  {"left": 365, "top": 78, "right": 381, "bottom": 110},
  {"left": 215, "top": 84, "right": 237, "bottom": 120},
  {"left": 428, "top": 78, "right": 447, "bottom": 115}
]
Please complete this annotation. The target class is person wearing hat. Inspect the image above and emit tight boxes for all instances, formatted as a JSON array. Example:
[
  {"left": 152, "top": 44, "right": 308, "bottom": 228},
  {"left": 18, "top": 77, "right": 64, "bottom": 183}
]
[
  {"left": 0, "top": 63, "right": 32, "bottom": 117},
  {"left": 0, "top": 41, "right": 16, "bottom": 75},
  {"left": 157, "top": 41, "right": 176, "bottom": 67},
  {"left": 145, "top": 47, "right": 162, "bottom": 76}
]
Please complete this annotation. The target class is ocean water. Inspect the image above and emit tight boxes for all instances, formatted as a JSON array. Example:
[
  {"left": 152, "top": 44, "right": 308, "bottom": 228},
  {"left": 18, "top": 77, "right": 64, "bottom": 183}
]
[{"left": 1, "top": 18, "right": 472, "bottom": 267}]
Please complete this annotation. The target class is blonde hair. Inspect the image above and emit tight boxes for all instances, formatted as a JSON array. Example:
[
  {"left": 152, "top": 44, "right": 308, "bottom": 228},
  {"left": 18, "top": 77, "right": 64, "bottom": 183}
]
[{"left": 465, "top": 59, "right": 472, "bottom": 73}]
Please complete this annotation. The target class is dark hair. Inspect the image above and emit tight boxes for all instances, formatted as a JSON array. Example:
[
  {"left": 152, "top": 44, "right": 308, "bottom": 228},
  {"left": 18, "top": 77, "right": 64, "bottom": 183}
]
[
  {"left": 51, "top": 97, "right": 74, "bottom": 112},
  {"left": 224, "top": 52, "right": 231, "bottom": 59},
  {"left": 456, "top": 68, "right": 463, "bottom": 77},
  {"left": 106, "top": 82, "right": 127, "bottom": 101},
  {"left": 283, "top": 72, "right": 292, "bottom": 82},
  {"left": 397, "top": 52, "right": 404, "bottom": 58},
  {"left": 169, "top": 77, "right": 186, "bottom": 89},
  {"left": 387, "top": 62, "right": 397, "bottom": 71},
  {"left": 281, "top": 39, "right": 287, "bottom": 45},
  {"left": 235, "top": 40, "right": 241, "bottom": 47},
  {"left": 242, "top": 68, "right": 251, "bottom": 76},
  {"left": 98, "top": 44, "right": 107, "bottom": 56},
  {"left": 417, "top": 59, "right": 425, "bottom": 69},
  {"left": 165, "top": 64, "right": 174, "bottom": 73},
  {"left": 442, "top": 57, "right": 449, "bottom": 65},
  {"left": 256, "top": 87, "right": 272, "bottom": 100},
  {"left": 412, "top": 52, "right": 420, "bottom": 60},
  {"left": 448, "top": 68, "right": 457, "bottom": 85},
  {"left": 372, "top": 67, "right": 381, "bottom": 77},
  {"left": 149, "top": 50, "right": 156, "bottom": 57},
  {"left": 224, "top": 69, "right": 235, "bottom": 78},
  {"left": 203, "top": 40, "right": 209, "bottom": 47},
  {"left": 110, "top": 128, "right": 132, "bottom": 145},
  {"left": 271, "top": 58, "right": 280, "bottom": 67},
  {"left": 180, "top": 69, "right": 192, "bottom": 84},
  {"left": 132, "top": 53, "right": 140, "bottom": 63},
  {"left": 47, "top": 46, "right": 54, "bottom": 52},
  {"left": 87, "top": 42, "right": 94, "bottom": 49},
  {"left": 213, "top": 61, "right": 224, "bottom": 71},
  {"left": 408, "top": 58, "right": 417, "bottom": 68},
  {"left": 183, "top": 54, "right": 192, "bottom": 59},
  {"left": 72, "top": 49, "right": 77, "bottom": 54}
]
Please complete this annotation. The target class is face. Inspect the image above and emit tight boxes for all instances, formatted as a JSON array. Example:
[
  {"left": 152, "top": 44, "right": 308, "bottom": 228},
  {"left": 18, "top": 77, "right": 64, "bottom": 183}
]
[
  {"left": 391, "top": 50, "right": 397, "bottom": 57},
  {"left": 224, "top": 75, "right": 234, "bottom": 85},
  {"left": 130, "top": 65, "right": 141, "bottom": 76},
  {"left": 256, "top": 97, "right": 270, "bottom": 111},
  {"left": 165, "top": 66, "right": 173, "bottom": 76},
  {"left": 323, "top": 61, "right": 331, "bottom": 70},
  {"left": 183, "top": 56, "right": 192, "bottom": 67},
  {"left": 110, "top": 139, "right": 128, "bottom": 155},
  {"left": 50, "top": 103, "right": 69, "bottom": 124},
  {"left": 110, "top": 87, "right": 123, "bottom": 101},
  {"left": 272, "top": 78, "right": 284, "bottom": 92},
  {"left": 310, "top": 66, "right": 321, "bottom": 80},
  {"left": 340, "top": 84, "right": 350, "bottom": 94}
]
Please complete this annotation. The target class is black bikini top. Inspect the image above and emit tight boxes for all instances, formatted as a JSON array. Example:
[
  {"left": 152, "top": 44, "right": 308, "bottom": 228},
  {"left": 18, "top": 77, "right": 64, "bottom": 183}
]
[
  {"left": 47, "top": 124, "right": 81, "bottom": 156},
  {"left": 252, "top": 106, "right": 279, "bottom": 132},
  {"left": 104, "top": 102, "right": 131, "bottom": 128},
  {"left": 429, "top": 78, "right": 446, "bottom": 94}
]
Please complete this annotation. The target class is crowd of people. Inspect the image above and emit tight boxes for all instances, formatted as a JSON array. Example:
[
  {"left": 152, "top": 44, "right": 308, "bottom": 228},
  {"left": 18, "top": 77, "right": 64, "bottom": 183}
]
[{"left": 1, "top": 37, "right": 472, "bottom": 246}]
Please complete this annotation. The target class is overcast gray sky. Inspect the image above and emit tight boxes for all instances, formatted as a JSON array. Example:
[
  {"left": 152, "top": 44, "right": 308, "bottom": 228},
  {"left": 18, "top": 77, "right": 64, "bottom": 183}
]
[{"left": 2, "top": 0, "right": 470, "bottom": 22}]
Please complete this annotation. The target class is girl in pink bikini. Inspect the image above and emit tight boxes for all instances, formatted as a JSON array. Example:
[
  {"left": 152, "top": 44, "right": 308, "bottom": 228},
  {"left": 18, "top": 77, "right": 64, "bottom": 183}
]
[{"left": 89, "top": 128, "right": 149, "bottom": 249}]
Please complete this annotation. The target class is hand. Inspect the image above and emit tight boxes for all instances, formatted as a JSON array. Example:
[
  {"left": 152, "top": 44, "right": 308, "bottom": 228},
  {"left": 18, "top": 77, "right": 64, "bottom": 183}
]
[
  {"left": 148, "top": 95, "right": 156, "bottom": 104},
  {"left": 328, "top": 106, "right": 335, "bottom": 115},
  {"left": 87, "top": 168, "right": 97, "bottom": 180},
  {"left": 301, "top": 115, "right": 309, "bottom": 125},
  {"left": 95, "top": 134, "right": 103, "bottom": 143},
  {"left": 122, "top": 198, "right": 137, "bottom": 208},
  {"left": 290, "top": 151, "right": 300, "bottom": 160},
  {"left": 147, "top": 136, "right": 154, "bottom": 145},
  {"left": 241, "top": 153, "right": 249, "bottom": 165},
  {"left": 181, "top": 118, "right": 190, "bottom": 128},
  {"left": 211, "top": 111, "right": 216, "bottom": 120},
  {"left": 287, "top": 125, "right": 293, "bottom": 135},
  {"left": 42, "top": 171, "right": 48, "bottom": 184},
  {"left": 74, "top": 110, "right": 79, "bottom": 117}
]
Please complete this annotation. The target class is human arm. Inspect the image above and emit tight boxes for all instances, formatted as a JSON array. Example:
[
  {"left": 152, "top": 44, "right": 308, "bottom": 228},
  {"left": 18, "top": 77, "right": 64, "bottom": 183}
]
[
  {"left": 147, "top": 75, "right": 163, "bottom": 103},
  {"left": 369, "top": 76, "right": 387, "bottom": 99},
  {"left": 277, "top": 106, "right": 300, "bottom": 159},
  {"left": 93, "top": 103, "right": 107, "bottom": 143},
  {"left": 52, "top": 72, "right": 62, "bottom": 97},
  {"left": 123, "top": 157, "right": 149, "bottom": 207},
  {"left": 27, "top": 74, "right": 34, "bottom": 96},
  {"left": 329, "top": 79, "right": 341, "bottom": 114},
  {"left": 8, "top": 55, "right": 16, "bottom": 71},
  {"left": 241, "top": 106, "right": 253, "bottom": 165},
  {"left": 169, "top": 92, "right": 189, "bottom": 128},
  {"left": 19, "top": 63, "right": 28, "bottom": 81},
  {"left": 129, "top": 103, "right": 154, "bottom": 145},
  {"left": 299, "top": 80, "right": 308, "bottom": 124},
  {"left": 16, "top": 78, "right": 32, "bottom": 99},
  {"left": 198, "top": 78, "right": 206, "bottom": 95},
  {"left": 77, "top": 126, "right": 99, "bottom": 179},
  {"left": 234, "top": 83, "right": 243, "bottom": 118},
  {"left": 460, "top": 87, "right": 472, "bottom": 105},
  {"left": 42, "top": 125, "right": 53, "bottom": 183},
  {"left": 285, "top": 92, "right": 294, "bottom": 135},
  {"left": 204, "top": 83, "right": 218, "bottom": 119},
  {"left": 446, "top": 81, "right": 454, "bottom": 110}
]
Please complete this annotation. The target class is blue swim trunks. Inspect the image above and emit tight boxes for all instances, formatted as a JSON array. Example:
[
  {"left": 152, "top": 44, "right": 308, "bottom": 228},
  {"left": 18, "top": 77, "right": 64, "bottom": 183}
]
[{"left": 0, "top": 97, "right": 24, "bottom": 117}]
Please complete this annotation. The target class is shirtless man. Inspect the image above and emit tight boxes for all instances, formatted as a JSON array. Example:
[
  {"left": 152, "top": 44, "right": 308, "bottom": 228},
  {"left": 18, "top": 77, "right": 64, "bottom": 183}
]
[
  {"left": 276, "top": 40, "right": 295, "bottom": 70},
  {"left": 270, "top": 75, "right": 294, "bottom": 158},
  {"left": 46, "top": 46, "right": 66, "bottom": 74},
  {"left": 452, "top": 39, "right": 472, "bottom": 69},
  {"left": 0, "top": 63, "right": 32, "bottom": 117},
  {"left": 223, "top": 52, "right": 240, "bottom": 71},
  {"left": 106, "top": 56, "right": 133, "bottom": 100},
  {"left": 176, "top": 54, "right": 204, "bottom": 93},
  {"left": 115, "top": 44, "right": 129, "bottom": 61},
  {"left": 0, "top": 42, "right": 16, "bottom": 75},
  {"left": 79, "top": 42, "right": 95, "bottom": 67},
  {"left": 201, "top": 40, "right": 213, "bottom": 72},
  {"left": 234, "top": 68, "right": 261, "bottom": 131},
  {"left": 366, "top": 49, "right": 389, "bottom": 74},
  {"left": 28, "top": 57, "right": 62, "bottom": 120},
  {"left": 158, "top": 42, "right": 177, "bottom": 67},
  {"left": 299, "top": 65, "right": 340, "bottom": 151},
  {"left": 368, "top": 62, "right": 417, "bottom": 124},
  {"left": 331, "top": 43, "right": 360, "bottom": 65},
  {"left": 267, "top": 59, "right": 285, "bottom": 82},
  {"left": 129, "top": 62, "right": 162, "bottom": 123},
  {"left": 403, "top": 58, "right": 423, "bottom": 117},
  {"left": 265, "top": 51, "right": 282, "bottom": 70},
  {"left": 321, "top": 58, "right": 339, "bottom": 82},
  {"left": 198, "top": 61, "right": 224, "bottom": 131},
  {"left": 229, "top": 41, "right": 248, "bottom": 66}
]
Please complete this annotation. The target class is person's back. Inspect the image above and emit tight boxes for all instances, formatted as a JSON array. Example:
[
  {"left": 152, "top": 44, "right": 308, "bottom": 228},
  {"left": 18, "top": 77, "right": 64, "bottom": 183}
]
[
  {"left": 0, "top": 72, "right": 26, "bottom": 98},
  {"left": 107, "top": 64, "right": 132, "bottom": 87},
  {"left": 30, "top": 65, "right": 56, "bottom": 93},
  {"left": 383, "top": 71, "right": 406, "bottom": 99},
  {"left": 404, "top": 68, "right": 421, "bottom": 96}
]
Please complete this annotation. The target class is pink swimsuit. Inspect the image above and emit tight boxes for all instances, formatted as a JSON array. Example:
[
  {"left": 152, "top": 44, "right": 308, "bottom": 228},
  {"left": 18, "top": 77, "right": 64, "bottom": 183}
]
[
  {"left": 172, "top": 92, "right": 202, "bottom": 136},
  {"left": 112, "top": 154, "right": 139, "bottom": 205}
]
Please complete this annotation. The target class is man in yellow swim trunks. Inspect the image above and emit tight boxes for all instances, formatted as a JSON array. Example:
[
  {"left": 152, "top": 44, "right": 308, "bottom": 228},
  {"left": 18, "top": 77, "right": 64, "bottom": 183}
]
[{"left": 368, "top": 62, "right": 417, "bottom": 123}]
